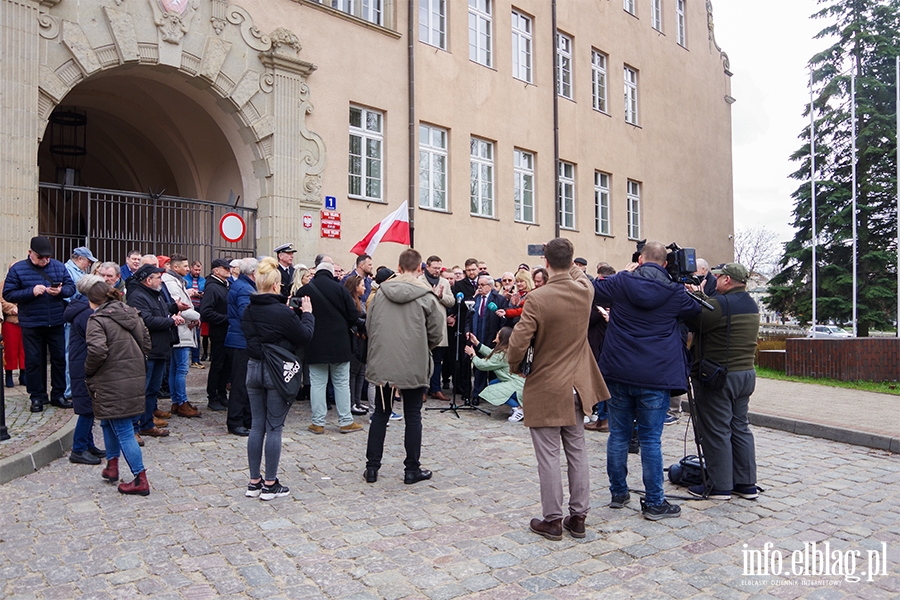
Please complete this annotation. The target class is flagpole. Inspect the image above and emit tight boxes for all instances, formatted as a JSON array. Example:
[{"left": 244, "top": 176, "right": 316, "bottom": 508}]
[
  {"left": 810, "top": 68, "right": 817, "bottom": 336},
  {"left": 896, "top": 56, "right": 899, "bottom": 337},
  {"left": 851, "top": 74, "right": 858, "bottom": 336}
]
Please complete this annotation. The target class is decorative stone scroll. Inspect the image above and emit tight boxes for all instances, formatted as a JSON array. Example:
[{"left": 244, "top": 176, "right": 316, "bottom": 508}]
[{"left": 226, "top": 5, "right": 271, "bottom": 52}]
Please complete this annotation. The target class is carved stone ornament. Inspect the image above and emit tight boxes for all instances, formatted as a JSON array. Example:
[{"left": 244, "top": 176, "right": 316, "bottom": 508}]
[
  {"left": 210, "top": 0, "right": 227, "bottom": 35},
  {"left": 226, "top": 6, "right": 271, "bottom": 52},
  {"left": 38, "top": 12, "right": 60, "bottom": 40},
  {"left": 149, "top": 0, "right": 200, "bottom": 44},
  {"left": 298, "top": 82, "right": 326, "bottom": 182},
  {"left": 269, "top": 28, "right": 302, "bottom": 55}
]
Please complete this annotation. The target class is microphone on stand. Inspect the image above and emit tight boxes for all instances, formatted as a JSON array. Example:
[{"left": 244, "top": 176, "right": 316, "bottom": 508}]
[{"left": 456, "top": 292, "right": 464, "bottom": 304}]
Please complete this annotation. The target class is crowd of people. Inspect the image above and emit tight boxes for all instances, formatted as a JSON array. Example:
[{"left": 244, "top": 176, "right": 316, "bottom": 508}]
[{"left": 1, "top": 235, "right": 760, "bottom": 537}]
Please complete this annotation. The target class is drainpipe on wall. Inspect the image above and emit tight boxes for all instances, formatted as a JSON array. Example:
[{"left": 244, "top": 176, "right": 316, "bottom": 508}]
[
  {"left": 408, "top": 0, "right": 416, "bottom": 248},
  {"left": 552, "top": 0, "right": 560, "bottom": 238}
]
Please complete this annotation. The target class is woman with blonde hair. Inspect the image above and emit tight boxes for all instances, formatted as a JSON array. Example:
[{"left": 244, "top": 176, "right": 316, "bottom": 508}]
[
  {"left": 289, "top": 264, "right": 312, "bottom": 297},
  {"left": 496, "top": 269, "right": 534, "bottom": 321},
  {"left": 242, "top": 257, "right": 314, "bottom": 500}
]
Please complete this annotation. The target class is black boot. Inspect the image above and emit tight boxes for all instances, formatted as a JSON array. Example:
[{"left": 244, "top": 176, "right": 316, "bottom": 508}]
[
  {"left": 5, "top": 370, "right": 13, "bottom": 388},
  {"left": 18, "top": 370, "right": 25, "bottom": 387}
]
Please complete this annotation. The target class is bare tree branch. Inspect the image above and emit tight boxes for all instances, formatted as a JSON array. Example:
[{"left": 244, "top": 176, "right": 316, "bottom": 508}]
[{"left": 733, "top": 227, "right": 781, "bottom": 277}]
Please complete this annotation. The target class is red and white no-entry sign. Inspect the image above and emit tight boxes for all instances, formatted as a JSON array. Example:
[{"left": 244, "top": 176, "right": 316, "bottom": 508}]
[{"left": 219, "top": 212, "right": 246, "bottom": 243}]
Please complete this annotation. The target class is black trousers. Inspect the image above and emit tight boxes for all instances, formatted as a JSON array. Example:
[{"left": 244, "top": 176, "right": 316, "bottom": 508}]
[
  {"left": 22, "top": 325, "right": 66, "bottom": 403},
  {"left": 227, "top": 347, "right": 251, "bottom": 430},
  {"left": 454, "top": 341, "right": 472, "bottom": 400},
  {"left": 206, "top": 335, "right": 230, "bottom": 402},
  {"left": 365, "top": 386, "right": 425, "bottom": 472}
]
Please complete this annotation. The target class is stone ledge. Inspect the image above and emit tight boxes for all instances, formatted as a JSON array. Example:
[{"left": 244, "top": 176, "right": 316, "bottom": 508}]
[{"left": 0, "top": 415, "right": 75, "bottom": 485}]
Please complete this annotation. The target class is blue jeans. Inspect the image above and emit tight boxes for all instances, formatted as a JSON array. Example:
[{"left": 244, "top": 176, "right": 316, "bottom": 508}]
[
  {"left": 168, "top": 347, "right": 190, "bottom": 405},
  {"left": 246, "top": 359, "right": 291, "bottom": 481},
  {"left": 606, "top": 381, "right": 669, "bottom": 506},
  {"left": 101, "top": 417, "right": 145, "bottom": 477},
  {"left": 596, "top": 400, "right": 608, "bottom": 421},
  {"left": 72, "top": 414, "right": 97, "bottom": 453},
  {"left": 309, "top": 362, "right": 352, "bottom": 426},
  {"left": 140, "top": 358, "right": 168, "bottom": 431},
  {"left": 429, "top": 347, "right": 445, "bottom": 394}
]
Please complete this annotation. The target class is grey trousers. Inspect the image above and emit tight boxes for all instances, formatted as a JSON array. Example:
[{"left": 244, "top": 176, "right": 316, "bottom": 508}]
[
  {"left": 529, "top": 393, "right": 591, "bottom": 521},
  {"left": 692, "top": 368, "right": 758, "bottom": 491}
]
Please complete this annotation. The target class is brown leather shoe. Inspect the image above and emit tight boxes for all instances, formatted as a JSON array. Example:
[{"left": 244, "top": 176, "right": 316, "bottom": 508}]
[
  {"left": 308, "top": 424, "right": 324, "bottom": 435},
  {"left": 429, "top": 391, "right": 449, "bottom": 401},
  {"left": 584, "top": 419, "right": 609, "bottom": 432},
  {"left": 175, "top": 402, "right": 201, "bottom": 418},
  {"left": 153, "top": 417, "right": 169, "bottom": 428},
  {"left": 138, "top": 426, "right": 170, "bottom": 437},
  {"left": 135, "top": 433, "right": 144, "bottom": 447},
  {"left": 153, "top": 409, "right": 172, "bottom": 419},
  {"left": 339, "top": 422, "right": 363, "bottom": 434},
  {"left": 529, "top": 518, "right": 562, "bottom": 541},
  {"left": 563, "top": 515, "right": 586, "bottom": 538}
]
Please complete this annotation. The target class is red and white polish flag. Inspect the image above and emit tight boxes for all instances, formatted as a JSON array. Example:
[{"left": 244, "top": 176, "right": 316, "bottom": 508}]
[{"left": 350, "top": 201, "right": 411, "bottom": 256}]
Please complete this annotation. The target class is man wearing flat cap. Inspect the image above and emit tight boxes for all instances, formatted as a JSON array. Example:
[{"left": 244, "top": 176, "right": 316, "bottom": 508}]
[
  {"left": 3, "top": 236, "right": 76, "bottom": 412},
  {"left": 274, "top": 243, "right": 297, "bottom": 292},
  {"left": 200, "top": 258, "right": 232, "bottom": 412},
  {"left": 686, "top": 262, "right": 760, "bottom": 502},
  {"left": 63, "top": 246, "right": 98, "bottom": 400}
]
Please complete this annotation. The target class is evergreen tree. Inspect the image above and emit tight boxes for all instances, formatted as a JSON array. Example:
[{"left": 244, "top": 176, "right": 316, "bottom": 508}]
[{"left": 766, "top": 0, "right": 899, "bottom": 335}]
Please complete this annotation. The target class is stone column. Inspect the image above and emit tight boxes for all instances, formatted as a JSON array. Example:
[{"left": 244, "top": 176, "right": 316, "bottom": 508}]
[
  {"left": 0, "top": 0, "right": 43, "bottom": 261},
  {"left": 258, "top": 29, "right": 326, "bottom": 264}
]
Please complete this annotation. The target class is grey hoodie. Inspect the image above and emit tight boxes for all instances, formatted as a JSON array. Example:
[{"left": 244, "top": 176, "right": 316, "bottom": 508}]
[{"left": 365, "top": 273, "right": 444, "bottom": 389}]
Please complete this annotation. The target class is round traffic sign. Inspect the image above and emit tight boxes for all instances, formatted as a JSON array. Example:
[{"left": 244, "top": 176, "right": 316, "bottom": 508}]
[{"left": 219, "top": 212, "right": 246, "bottom": 243}]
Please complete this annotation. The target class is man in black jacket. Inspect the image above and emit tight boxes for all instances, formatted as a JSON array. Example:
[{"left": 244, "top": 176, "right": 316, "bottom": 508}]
[
  {"left": 200, "top": 258, "right": 231, "bottom": 413},
  {"left": 466, "top": 273, "right": 509, "bottom": 399},
  {"left": 127, "top": 264, "right": 182, "bottom": 438},
  {"left": 450, "top": 258, "right": 480, "bottom": 401},
  {"left": 295, "top": 262, "right": 361, "bottom": 434}
]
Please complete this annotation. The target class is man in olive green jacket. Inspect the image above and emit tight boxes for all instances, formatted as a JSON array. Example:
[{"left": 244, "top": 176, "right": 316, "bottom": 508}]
[{"left": 364, "top": 249, "right": 444, "bottom": 485}]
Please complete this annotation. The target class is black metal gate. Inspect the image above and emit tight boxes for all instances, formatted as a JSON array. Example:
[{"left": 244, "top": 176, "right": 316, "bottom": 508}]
[{"left": 38, "top": 183, "right": 257, "bottom": 267}]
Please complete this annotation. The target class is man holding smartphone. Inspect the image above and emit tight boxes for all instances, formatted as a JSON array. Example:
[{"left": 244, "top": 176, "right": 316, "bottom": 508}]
[{"left": 2, "top": 236, "right": 76, "bottom": 412}]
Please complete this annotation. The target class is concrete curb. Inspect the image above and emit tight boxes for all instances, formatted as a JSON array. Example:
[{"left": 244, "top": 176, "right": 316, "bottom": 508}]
[
  {"left": 0, "top": 416, "right": 76, "bottom": 485},
  {"left": 679, "top": 399, "right": 899, "bottom": 454}
]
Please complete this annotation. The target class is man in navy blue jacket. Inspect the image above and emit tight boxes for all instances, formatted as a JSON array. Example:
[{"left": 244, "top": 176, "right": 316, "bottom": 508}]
[
  {"left": 593, "top": 241, "right": 700, "bottom": 521},
  {"left": 465, "top": 274, "right": 508, "bottom": 399},
  {"left": 2, "top": 237, "right": 76, "bottom": 412}
]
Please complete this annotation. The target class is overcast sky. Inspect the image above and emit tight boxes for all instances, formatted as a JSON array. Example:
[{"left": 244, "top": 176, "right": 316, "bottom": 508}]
[{"left": 712, "top": 0, "right": 823, "bottom": 244}]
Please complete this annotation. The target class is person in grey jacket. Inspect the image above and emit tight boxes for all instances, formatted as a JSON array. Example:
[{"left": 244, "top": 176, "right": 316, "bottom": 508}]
[{"left": 363, "top": 249, "right": 444, "bottom": 485}]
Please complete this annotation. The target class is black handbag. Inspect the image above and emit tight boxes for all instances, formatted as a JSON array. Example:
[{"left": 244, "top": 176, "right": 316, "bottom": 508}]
[
  {"left": 668, "top": 455, "right": 706, "bottom": 487},
  {"left": 696, "top": 296, "right": 730, "bottom": 390},
  {"left": 259, "top": 342, "right": 303, "bottom": 403},
  {"left": 518, "top": 336, "right": 535, "bottom": 376}
]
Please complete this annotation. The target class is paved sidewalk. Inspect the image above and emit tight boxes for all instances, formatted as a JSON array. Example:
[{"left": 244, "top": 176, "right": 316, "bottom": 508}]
[{"left": 0, "top": 374, "right": 898, "bottom": 599}]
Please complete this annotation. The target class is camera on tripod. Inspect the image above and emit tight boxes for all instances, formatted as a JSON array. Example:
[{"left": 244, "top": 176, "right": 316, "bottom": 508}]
[{"left": 631, "top": 240, "right": 701, "bottom": 285}]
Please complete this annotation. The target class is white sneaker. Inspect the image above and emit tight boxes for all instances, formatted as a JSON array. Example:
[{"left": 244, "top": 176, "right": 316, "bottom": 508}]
[
  {"left": 583, "top": 415, "right": 591, "bottom": 424},
  {"left": 508, "top": 407, "right": 524, "bottom": 422}
]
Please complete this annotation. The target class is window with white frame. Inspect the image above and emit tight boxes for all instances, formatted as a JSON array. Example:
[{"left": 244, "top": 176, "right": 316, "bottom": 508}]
[
  {"left": 558, "top": 161, "right": 575, "bottom": 230},
  {"left": 624, "top": 0, "right": 635, "bottom": 16},
  {"left": 419, "top": 0, "right": 446, "bottom": 49},
  {"left": 556, "top": 32, "right": 573, "bottom": 99},
  {"left": 594, "top": 171, "right": 610, "bottom": 235},
  {"left": 651, "top": 0, "right": 662, "bottom": 31},
  {"left": 468, "top": 0, "right": 492, "bottom": 67},
  {"left": 470, "top": 137, "right": 494, "bottom": 217},
  {"left": 624, "top": 65, "right": 639, "bottom": 124},
  {"left": 511, "top": 10, "right": 532, "bottom": 83},
  {"left": 349, "top": 106, "right": 383, "bottom": 201},
  {"left": 514, "top": 149, "right": 535, "bottom": 223},
  {"left": 419, "top": 124, "right": 447, "bottom": 210},
  {"left": 676, "top": 0, "right": 686, "bottom": 46},
  {"left": 591, "top": 50, "right": 607, "bottom": 113},
  {"left": 627, "top": 180, "right": 641, "bottom": 239},
  {"left": 323, "top": 0, "right": 383, "bottom": 26}
]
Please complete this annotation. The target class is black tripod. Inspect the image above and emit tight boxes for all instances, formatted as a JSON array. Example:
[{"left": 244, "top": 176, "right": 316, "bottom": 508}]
[{"left": 426, "top": 298, "right": 489, "bottom": 417}]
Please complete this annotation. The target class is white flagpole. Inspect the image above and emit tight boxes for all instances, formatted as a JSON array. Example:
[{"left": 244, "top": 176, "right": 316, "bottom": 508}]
[
  {"left": 851, "top": 74, "right": 858, "bottom": 336},
  {"left": 810, "top": 69, "right": 818, "bottom": 336},
  {"left": 896, "top": 56, "right": 899, "bottom": 338}
]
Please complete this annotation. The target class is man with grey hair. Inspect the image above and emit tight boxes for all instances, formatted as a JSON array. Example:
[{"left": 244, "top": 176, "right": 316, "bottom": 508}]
[
  {"left": 98, "top": 261, "right": 125, "bottom": 294},
  {"left": 224, "top": 257, "right": 258, "bottom": 436},
  {"left": 694, "top": 258, "right": 717, "bottom": 297},
  {"left": 466, "top": 273, "right": 508, "bottom": 400}
]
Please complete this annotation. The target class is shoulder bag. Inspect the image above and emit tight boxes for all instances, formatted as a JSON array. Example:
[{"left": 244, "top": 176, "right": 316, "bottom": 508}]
[{"left": 247, "top": 307, "right": 302, "bottom": 402}]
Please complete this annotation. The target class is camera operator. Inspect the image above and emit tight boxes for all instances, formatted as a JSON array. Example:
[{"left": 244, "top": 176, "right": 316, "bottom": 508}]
[
  {"left": 685, "top": 263, "right": 759, "bottom": 501},
  {"left": 592, "top": 241, "right": 701, "bottom": 520}
]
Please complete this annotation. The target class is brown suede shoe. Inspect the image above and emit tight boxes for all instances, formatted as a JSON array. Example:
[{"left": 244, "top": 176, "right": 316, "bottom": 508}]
[
  {"left": 308, "top": 424, "right": 324, "bottom": 435},
  {"left": 429, "top": 391, "right": 449, "bottom": 401},
  {"left": 175, "top": 402, "right": 201, "bottom": 418},
  {"left": 138, "top": 426, "right": 170, "bottom": 437},
  {"left": 153, "top": 409, "right": 172, "bottom": 419},
  {"left": 529, "top": 518, "right": 562, "bottom": 541},
  {"left": 153, "top": 417, "right": 169, "bottom": 428},
  {"left": 563, "top": 515, "right": 586, "bottom": 538},
  {"left": 339, "top": 422, "right": 363, "bottom": 434},
  {"left": 134, "top": 433, "right": 144, "bottom": 447},
  {"left": 584, "top": 419, "right": 609, "bottom": 432}
]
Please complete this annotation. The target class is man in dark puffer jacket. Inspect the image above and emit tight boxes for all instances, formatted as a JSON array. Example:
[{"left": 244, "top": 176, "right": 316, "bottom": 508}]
[{"left": 2, "top": 236, "right": 75, "bottom": 412}]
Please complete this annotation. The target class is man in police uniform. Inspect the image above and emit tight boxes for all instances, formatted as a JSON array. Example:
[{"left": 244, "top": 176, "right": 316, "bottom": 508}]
[{"left": 274, "top": 243, "right": 297, "bottom": 291}]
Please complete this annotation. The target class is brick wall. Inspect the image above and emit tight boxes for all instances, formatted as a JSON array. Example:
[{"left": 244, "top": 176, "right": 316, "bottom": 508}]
[
  {"left": 757, "top": 350, "right": 786, "bottom": 372},
  {"left": 785, "top": 338, "right": 900, "bottom": 381}
]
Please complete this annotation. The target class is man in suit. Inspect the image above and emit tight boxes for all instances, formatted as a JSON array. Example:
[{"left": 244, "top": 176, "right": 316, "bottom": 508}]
[
  {"left": 450, "top": 258, "right": 479, "bottom": 401},
  {"left": 274, "top": 243, "right": 296, "bottom": 292},
  {"left": 508, "top": 238, "right": 609, "bottom": 541},
  {"left": 466, "top": 274, "right": 508, "bottom": 399}
]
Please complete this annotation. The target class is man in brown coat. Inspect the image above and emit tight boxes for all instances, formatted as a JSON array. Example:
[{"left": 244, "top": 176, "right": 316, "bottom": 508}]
[{"left": 508, "top": 237, "right": 610, "bottom": 540}]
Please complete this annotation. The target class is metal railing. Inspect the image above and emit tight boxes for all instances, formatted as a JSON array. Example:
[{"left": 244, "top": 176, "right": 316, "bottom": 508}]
[{"left": 38, "top": 183, "right": 257, "bottom": 266}]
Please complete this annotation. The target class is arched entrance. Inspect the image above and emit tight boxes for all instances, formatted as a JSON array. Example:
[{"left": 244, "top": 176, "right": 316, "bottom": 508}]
[
  {"left": 38, "top": 67, "right": 260, "bottom": 263},
  {"left": 0, "top": 0, "right": 326, "bottom": 266}
]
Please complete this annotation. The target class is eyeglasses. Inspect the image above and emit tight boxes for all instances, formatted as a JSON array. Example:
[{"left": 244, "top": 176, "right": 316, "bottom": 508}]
[{"left": 501, "top": 279, "right": 513, "bottom": 283}]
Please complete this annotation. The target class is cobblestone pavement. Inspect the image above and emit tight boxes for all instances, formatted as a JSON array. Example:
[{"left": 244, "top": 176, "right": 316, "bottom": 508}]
[
  {"left": 1, "top": 383, "right": 898, "bottom": 599},
  {"left": 0, "top": 384, "right": 71, "bottom": 461}
]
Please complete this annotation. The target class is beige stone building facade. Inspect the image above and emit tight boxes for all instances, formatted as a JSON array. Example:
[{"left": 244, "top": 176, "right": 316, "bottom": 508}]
[{"left": 0, "top": 0, "right": 734, "bottom": 272}]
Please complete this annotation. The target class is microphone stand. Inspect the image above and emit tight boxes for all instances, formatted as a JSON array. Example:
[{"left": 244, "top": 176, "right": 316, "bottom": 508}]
[{"left": 426, "top": 297, "right": 488, "bottom": 417}]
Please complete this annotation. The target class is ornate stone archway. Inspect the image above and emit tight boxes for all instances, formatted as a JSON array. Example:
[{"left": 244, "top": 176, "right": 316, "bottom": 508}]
[{"left": 0, "top": 0, "right": 325, "bottom": 259}]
